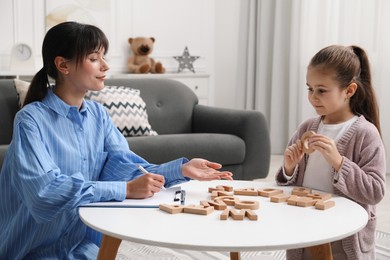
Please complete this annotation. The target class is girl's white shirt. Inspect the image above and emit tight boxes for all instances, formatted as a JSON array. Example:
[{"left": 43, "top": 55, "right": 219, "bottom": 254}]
[{"left": 302, "top": 116, "right": 358, "bottom": 193}]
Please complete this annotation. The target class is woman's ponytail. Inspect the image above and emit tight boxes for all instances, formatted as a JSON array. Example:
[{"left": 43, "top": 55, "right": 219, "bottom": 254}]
[{"left": 23, "top": 67, "right": 50, "bottom": 107}]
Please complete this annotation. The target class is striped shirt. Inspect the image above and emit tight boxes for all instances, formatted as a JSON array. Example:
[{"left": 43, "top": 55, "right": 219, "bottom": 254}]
[{"left": 0, "top": 88, "right": 189, "bottom": 259}]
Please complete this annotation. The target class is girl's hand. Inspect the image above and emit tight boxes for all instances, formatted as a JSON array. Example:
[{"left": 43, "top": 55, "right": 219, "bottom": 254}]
[
  {"left": 308, "top": 134, "right": 343, "bottom": 171},
  {"left": 182, "top": 158, "right": 233, "bottom": 181},
  {"left": 126, "top": 173, "right": 165, "bottom": 199},
  {"left": 284, "top": 139, "right": 304, "bottom": 175}
]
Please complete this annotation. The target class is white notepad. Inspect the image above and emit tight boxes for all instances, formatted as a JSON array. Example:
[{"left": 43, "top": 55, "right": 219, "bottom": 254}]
[{"left": 81, "top": 186, "right": 182, "bottom": 208}]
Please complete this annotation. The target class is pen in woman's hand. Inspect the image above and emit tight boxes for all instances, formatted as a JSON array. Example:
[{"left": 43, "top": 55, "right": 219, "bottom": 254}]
[{"left": 137, "top": 164, "right": 167, "bottom": 190}]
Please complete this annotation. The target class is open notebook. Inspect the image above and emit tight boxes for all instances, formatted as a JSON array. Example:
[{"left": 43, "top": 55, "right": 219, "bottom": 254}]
[{"left": 81, "top": 186, "right": 182, "bottom": 208}]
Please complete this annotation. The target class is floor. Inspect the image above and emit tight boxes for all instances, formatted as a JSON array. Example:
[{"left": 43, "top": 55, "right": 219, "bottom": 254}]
[{"left": 260, "top": 155, "right": 390, "bottom": 233}]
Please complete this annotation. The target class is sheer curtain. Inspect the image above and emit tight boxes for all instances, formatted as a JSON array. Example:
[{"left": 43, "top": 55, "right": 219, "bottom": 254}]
[{"left": 237, "top": 0, "right": 389, "bottom": 162}]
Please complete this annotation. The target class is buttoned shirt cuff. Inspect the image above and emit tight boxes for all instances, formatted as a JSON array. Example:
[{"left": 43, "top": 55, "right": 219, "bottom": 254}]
[
  {"left": 93, "top": 181, "right": 127, "bottom": 202},
  {"left": 159, "top": 157, "right": 191, "bottom": 187}
]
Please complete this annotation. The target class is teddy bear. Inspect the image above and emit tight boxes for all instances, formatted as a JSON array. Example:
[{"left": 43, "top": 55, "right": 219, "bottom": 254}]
[{"left": 127, "top": 37, "right": 165, "bottom": 74}]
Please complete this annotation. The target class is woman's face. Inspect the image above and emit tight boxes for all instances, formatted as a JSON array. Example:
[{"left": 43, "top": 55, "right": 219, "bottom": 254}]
[
  {"left": 306, "top": 67, "right": 351, "bottom": 124},
  {"left": 67, "top": 47, "right": 109, "bottom": 93}
]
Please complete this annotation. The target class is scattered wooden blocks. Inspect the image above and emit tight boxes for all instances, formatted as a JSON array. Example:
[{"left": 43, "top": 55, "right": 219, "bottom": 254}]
[{"left": 160, "top": 185, "right": 336, "bottom": 221}]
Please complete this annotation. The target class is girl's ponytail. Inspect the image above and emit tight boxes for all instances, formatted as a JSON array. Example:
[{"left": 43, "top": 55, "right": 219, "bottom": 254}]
[{"left": 350, "top": 46, "right": 381, "bottom": 135}]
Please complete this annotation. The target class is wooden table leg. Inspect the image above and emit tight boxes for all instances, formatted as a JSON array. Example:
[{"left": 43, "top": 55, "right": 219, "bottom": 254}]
[
  {"left": 230, "top": 252, "right": 241, "bottom": 260},
  {"left": 306, "top": 243, "right": 333, "bottom": 260},
  {"left": 97, "top": 235, "right": 122, "bottom": 260}
]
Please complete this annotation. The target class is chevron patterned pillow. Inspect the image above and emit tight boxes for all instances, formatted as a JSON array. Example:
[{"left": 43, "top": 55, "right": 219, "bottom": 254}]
[{"left": 85, "top": 86, "right": 158, "bottom": 137}]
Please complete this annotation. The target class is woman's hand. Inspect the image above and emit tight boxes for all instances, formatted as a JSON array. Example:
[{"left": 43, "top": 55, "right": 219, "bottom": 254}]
[
  {"left": 126, "top": 173, "right": 165, "bottom": 199},
  {"left": 182, "top": 158, "right": 233, "bottom": 181},
  {"left": 284, "top": 139, "right": 304, "bottom": 176},
  {"left": 308, "top": 134, "right": 343, "bottom": 171}
]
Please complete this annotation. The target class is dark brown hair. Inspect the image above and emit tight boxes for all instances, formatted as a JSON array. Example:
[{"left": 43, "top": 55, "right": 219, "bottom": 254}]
[
  {"left": 309, "top": 45, "right": 381, "bottom": 135},
  {"left": 23, "top": 21, "right": 109, "bottom": 106}
]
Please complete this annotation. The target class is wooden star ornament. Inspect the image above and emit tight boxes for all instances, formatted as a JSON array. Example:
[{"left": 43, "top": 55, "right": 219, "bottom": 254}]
[{"left": 173, "top": 46, "right": 199, "bottom": 73}]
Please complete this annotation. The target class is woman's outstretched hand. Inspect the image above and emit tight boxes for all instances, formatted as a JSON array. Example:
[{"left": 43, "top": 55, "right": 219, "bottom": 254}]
[{"left": 182, "top": 158, "right": 233, "bottom": 181}]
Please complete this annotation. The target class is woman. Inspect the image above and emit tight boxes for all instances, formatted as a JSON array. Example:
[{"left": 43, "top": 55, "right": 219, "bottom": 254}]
[{"left": 0, "top": 21, "right": 232, "bottom": 259}]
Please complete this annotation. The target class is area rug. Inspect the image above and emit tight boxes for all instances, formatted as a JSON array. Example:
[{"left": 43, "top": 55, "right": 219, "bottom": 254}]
[{"left": 116, "top": 230, "right": 390, "bottom": 260}]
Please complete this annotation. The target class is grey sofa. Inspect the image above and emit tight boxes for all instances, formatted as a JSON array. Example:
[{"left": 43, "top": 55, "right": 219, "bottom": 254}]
[{"left": 0, "top": 78, "right": 270, "bottom": 180}]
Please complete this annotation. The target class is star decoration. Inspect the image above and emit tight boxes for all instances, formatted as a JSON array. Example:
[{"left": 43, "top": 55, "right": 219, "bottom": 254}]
[{"left": 173, "top": 46, "right": 199, "bottom": 73}]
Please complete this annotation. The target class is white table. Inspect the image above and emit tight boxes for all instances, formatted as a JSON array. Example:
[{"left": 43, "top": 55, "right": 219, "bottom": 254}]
[{"left": 79, "top": 180, "right": 368, "bottom": 260}]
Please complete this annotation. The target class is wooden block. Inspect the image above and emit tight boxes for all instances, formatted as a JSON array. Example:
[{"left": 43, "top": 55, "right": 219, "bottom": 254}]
[
  {"left": 218, "top": 185, "right": 233, "bottom": 192},
  {"left": 220, "top": 209, "right": 258, "bottom": 221},
  {"left": 287, "top": 195, "right": 299, "bottom": 206},
  {"left": 243, "top": 209, "right": 258, "bottom": 221},
  {"left": 208, "top": 186, "right": 224, "bottom": 193},
  {"left": 270, "top": 193, "right": 290, "bottom": 203},
  {"left": 288, "top": 195, "right": 318, "bottom": 207},
  {"left": 211, "top": 190, "right": 231, "bottom": 200},
  {"left": 296, "top": 197, "right": 317, "bottom": 207},
  {"left": 213, "top": 195, "right": 239, "bottom": 206},
  {"left": 292, "top": 187, "right": 312, "bottom": 196},
  {"left": 234, "top": 188, "right": 259, "bottom": 196},
  {"left": 220, "top": 209, "right": 230, "bottom": 220},
  {"left": 227, "top": 209, "right": 244, "bottom": 220},
  {"left": 208, "top": 185, "right": 233, "bottom": 193},
  {"left": 235, "top": 200, "right": 259, "bottom": 210},
  {"left": 258, "top": 188, "right": 284, "bottom": 197},
  {"left": 201, "top": 200, "right": 227, "bottom": 210},
  {"left": 315, "top": 200, "right": 335, "bottom": 210},
  {"left": 301, "top": 131, "right": 316, "bottom": 154},
  {"left": 183, "top": 205, "right": 214, "bottom": 215},
  {"left": 159, "top": 204, "right": 185, "bottom": 214},
  {"left": 306, "top": 192, "right": 332, "bottom": 201}
]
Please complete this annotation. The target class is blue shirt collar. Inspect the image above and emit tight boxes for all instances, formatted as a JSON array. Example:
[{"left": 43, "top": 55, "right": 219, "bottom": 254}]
[{"left": 43, "top": 88, "right": 89, "bottom": 117}]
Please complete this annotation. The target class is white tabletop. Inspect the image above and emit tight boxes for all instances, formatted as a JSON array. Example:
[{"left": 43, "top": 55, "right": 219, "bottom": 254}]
[{"left": 79, "top": 180, "right": 368, "bottom": 252}]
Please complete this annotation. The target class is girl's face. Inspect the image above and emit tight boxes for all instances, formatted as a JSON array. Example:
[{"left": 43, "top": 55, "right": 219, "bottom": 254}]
[
  {"left": 67, "top": 47, "right": 109, "bottom": 93},
  {"left": 306, "top": 67, "right": 352, "bottom": 124}
]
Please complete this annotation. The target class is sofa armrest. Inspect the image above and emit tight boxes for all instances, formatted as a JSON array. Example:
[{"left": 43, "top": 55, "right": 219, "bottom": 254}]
[{"left": 193, "top": 105, "right": 270, "bottom": 180}]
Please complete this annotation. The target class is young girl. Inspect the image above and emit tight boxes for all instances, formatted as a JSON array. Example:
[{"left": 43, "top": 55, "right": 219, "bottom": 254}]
[
  {"left": 0, "top": 21, "right": 232, "bottom": 259},
  {"left": 276, "top": 45, "right": 386, "bottom": 259}
]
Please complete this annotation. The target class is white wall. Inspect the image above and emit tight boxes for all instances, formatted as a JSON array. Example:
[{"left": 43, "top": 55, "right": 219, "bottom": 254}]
[
  {"left": 0, "top": 0, "right": 214, "bottom": 75},
  {"left": 214, "top": 0, "right": 241, "bottom": 109}
]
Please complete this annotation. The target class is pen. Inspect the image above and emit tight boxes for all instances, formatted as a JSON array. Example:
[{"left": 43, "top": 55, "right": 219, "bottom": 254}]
[{"left": 137, "top": 164, "right": 166, "bottom": 190}]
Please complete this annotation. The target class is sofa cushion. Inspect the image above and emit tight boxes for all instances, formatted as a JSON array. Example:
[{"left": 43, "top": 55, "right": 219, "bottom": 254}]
[
  {"left": 0, "top": 80, "right": 20, "bottom": 145},
  {"left": 105, "top": 78, "right": 198, "bottom": 134},
  {"left": 14, "top": 79, "right": 30, "bottom": 107},
  {"left": 85, "top": 86, "right": 157, "bottom": 137},
  {"left": 126, "top": 133, "right": 245, "bottom": 165}
]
